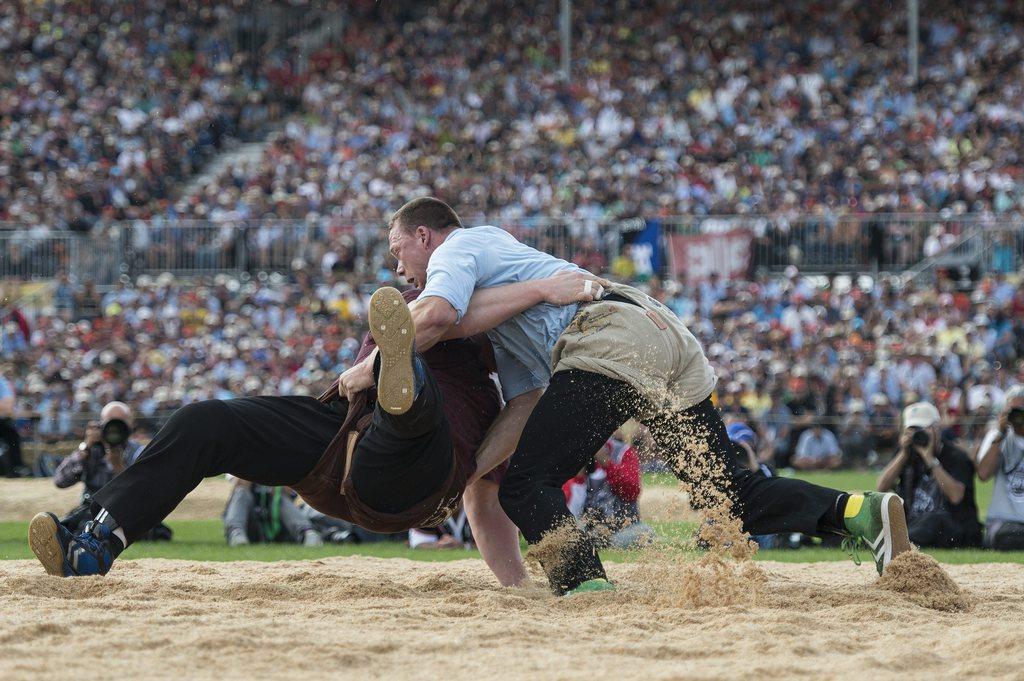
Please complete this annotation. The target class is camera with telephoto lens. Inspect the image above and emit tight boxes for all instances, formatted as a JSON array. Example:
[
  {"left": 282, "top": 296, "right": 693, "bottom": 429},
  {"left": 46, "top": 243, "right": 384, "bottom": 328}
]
[
  {"left": 910, "top": 428, "right": 931, "bottom": 449},
  {"left": 101, "top": 419, "right": 132, "bottom": 446},
  {"left": 1008, "top": 408, "right": 1024, "bottom": 430}
]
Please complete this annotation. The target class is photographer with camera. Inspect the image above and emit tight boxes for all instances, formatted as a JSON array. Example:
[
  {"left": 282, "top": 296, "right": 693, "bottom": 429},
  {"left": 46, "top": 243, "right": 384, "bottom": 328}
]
[
  {"left": 877, "top": 402, "right": 981, "bottom": 548},
  {"left": 0, "top": 367, "right": 28, "bottom": 478},
  {"left": 52, "top": 402, "right": 171, "bottom": 540},
  {"left": 976, "top": 386, "right": 1024, "bottom": 550}
]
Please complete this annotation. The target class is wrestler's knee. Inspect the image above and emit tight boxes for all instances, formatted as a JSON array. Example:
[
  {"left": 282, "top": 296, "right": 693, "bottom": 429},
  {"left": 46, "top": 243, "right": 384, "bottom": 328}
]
[{"left": 497, "top": 470, "right": 530, "bottom": 522}]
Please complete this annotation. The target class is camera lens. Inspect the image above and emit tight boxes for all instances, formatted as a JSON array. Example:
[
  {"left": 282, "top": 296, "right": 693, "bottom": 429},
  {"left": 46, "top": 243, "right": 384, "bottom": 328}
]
[
  {"left": 911, "top": 429, "right": 931, "bottom": 448},
  {"left": 1009, "top": 408, "right": 1024, "bottom": 427},
  {"left": 101, "top": 419, "right": 130, "bottom": 446}
]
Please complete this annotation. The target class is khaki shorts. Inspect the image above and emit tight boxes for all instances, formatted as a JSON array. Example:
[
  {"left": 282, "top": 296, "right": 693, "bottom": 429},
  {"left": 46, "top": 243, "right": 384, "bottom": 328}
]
[{"left": 550, "top": 285, "right": 716, "bottom": 417}]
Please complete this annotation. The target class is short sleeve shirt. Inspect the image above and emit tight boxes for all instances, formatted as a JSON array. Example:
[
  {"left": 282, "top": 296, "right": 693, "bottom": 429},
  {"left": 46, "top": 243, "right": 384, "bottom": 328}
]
[
  {"left": 899, "top": 443, "right": 980, "bottom": 528},
  {"left": 419, "top": 226, "right": 581, "bottom": 400}
]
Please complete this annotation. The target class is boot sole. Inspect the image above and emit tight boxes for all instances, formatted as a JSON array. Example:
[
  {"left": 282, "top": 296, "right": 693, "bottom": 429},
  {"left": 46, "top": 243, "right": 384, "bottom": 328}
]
[
  {"left": 880, "top": 493, "right": 913, "bottom": 572},
  {"left": 28, "top": 512, "right": 65, "bottom": 577},
  {"left": 368, "top": 287, "right": 416, "bottom": 415}
]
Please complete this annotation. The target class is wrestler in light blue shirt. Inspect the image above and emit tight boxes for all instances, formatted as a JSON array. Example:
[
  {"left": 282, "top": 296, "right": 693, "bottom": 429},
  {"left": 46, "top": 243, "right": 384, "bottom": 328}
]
[{"left": 419, "top": 226, "right": 580, "bottom": 400}]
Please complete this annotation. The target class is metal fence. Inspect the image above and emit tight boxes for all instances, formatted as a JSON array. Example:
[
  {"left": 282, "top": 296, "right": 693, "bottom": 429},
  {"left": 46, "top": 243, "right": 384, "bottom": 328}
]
[
  {"left": 3, "top": 213, "right": 1023, "bottom": 286},
  {"left": 0, "top": 231, "right": 122, "bottom": 283},
  {"left": 658, "top": 213, "right": 1018, "bottom": 273}
]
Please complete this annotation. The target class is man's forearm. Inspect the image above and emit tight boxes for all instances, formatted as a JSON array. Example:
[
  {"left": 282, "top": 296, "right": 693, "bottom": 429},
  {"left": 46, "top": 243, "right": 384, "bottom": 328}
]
[
  {"left": 462, "top": 478, "right": 526, "bottom": 587},
  {"left": 443, "top": 281, "right": 545, "bottom": 340},
  {"left": 442, "top": 269, "right": 605, "bottom": 340},
  {"left": 469, "top": 389, "right": 543, "bottom": 484},
  {"left": 976, "top": 431, "right": 1002, "bottom": 480},
  {"left": 876, "top": 453, "right": 904, "bottom": 492},
  {"left": 52, "top": 455, "right": 84, "bottom": 488},
  {"left": 339, "top": 295, "right": 459, "bottom": 396},
  {"left": 407, "top": 296, "right": 458, "bottom": 352},
  {"left": 931, "top": 462, "right": 966, "bottom": 504}
]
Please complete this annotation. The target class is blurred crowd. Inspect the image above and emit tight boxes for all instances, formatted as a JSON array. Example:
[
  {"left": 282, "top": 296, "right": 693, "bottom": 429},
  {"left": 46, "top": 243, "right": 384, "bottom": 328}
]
[
  {"left": 661, "top": 268, "right": 1024, "bottom": 467},
  {"left": 3, "top": 264, "right": 1023, "bottom": 474},
  {"left": 4, "top": 0, "right": 1024, "bottom": 273},
  {"left": 167, "top": 0, "right": 1024, "bottom": 228},
  {"left": 4, "top": 0, "right": 1024, "bottom": 556},
  {"left": 2, "top": 268, "right": 373, "bottom": 442},
  {"left": 0, "top": 0, "right": 298, "bottom": 231}
]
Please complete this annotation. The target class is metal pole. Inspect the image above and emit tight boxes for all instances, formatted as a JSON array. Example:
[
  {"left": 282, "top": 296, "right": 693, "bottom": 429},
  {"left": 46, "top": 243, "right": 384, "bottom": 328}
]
[
  {"left": 908, "top": 0, "right": 919, "bottom": 85},
  {"left": 560, "top": 0, "right": 571, "bottom": 81}
]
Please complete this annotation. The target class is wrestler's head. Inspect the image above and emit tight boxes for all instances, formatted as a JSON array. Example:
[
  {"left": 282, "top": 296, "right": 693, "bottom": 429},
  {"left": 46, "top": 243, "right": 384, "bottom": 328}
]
[{"left": 387, "top": 197, "right": 462, "bottom": 288}]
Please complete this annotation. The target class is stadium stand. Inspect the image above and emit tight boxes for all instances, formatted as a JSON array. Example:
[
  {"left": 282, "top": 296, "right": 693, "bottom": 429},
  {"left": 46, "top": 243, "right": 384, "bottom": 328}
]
[{"left": 3, "top": 0, "right": 1024, "bottom": 471}]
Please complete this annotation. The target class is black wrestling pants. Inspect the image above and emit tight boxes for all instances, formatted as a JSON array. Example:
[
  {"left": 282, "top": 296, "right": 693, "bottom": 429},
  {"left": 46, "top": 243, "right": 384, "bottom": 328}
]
[
  {"left": 498, "top": 370, "right": 845, "bottom": 594},
  {"left": 93, "top": 356, "right": 450, "bottom": 544}
]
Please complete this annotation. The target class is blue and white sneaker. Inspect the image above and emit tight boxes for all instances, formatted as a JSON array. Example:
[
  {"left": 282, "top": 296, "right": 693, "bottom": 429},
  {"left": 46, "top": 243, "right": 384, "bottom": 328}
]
[{"left": 28, "top": 512, "right": 115, "bottom": 577}]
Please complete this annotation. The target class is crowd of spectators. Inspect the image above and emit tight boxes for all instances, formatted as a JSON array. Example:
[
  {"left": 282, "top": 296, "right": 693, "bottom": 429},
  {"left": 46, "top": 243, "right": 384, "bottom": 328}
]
[
  {"left": 3, "top": 262, "right": 1023, "bottom": 474},
  {"left": 126, "top": 0, "right": 1024, "bottom": 252},
  {"left": 663, "top": 268, "right": 1024, "bottom": 466},
  {"left": 2, "top": 268, "right": 373, "bottom": 443},
  {"left": 6, "top": 0, "right": 1024, "bottom": 280},
  {"left": 5, "top": 0, "right": 1024, "bottom": 558},
  {"left": 0, "top": 0, "right": 298, "bottom": 233}
]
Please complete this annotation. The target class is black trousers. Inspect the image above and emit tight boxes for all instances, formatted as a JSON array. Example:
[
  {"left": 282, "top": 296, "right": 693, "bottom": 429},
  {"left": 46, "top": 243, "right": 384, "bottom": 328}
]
[
  {"left": 350, "top": 356, "right": 452, "bottom": 514},
  {"left": 93, "top": 358, "right": 451, "bottom": 544},
  {"left": 0, "top": 418, "right": 24, "bottom": 476},
  {"left": 984, "top": 520, "right": 1024, "bottom": 551},
  {"left": 908, "top": 511, "right": 981, "bottom": 548},
  {"left": 499, "top": 370, "right": 844, "bottom": 594}
]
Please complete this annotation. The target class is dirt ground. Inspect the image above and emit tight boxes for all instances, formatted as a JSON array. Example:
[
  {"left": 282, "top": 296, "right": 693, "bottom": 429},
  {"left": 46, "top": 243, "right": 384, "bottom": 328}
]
[
  {"left": 2, "top": 555, "right": 1022, "bottom": 680},
  {"left": 0, "top": 477, "right": 233, "bottom": 522},
  {"left": 638, "top": 485, "right": 698, "bottom": 523}
]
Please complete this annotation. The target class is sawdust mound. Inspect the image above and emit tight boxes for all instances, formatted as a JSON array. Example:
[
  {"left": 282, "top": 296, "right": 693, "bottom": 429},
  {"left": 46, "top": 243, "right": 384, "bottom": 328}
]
[
  {"left": 629, "top": 549, "right": 767, "bottom": 609},
  {"left": 876, "top": 551, "right": 975, "bottom": 612}
]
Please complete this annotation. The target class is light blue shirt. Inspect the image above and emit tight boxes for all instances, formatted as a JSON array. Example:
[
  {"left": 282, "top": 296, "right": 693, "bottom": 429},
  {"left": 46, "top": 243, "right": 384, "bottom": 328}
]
[
  {"left": 420, "top": 226, "right": 580, "bottom": 399},
  {"left": 0, "top": 377, "right": 13, "bottom": 401}
]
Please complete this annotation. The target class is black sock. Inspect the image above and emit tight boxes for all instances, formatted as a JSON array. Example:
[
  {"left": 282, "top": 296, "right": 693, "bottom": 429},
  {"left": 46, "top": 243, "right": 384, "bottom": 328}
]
[
  {"left": 93, "top": 508, "right": 126, "bottom": 558},
  {"left": 106, "top": 532, "right": 125, "bottom": 558},
  {"left": 816, "top": 492, "right": 850, "bottom": 535}
]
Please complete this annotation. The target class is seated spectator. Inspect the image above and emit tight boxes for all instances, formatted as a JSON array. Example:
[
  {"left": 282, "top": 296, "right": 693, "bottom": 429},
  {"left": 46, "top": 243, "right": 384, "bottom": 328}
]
[
  {"left": 792, "top": 424, "right": 843, "bottom": 471},
  {"left": 877, "top": 402, "right": 981, "bottom": 548},
  {"left": 53, "top": 401, "right": 171, "bottom": 540},
  {"left": 0, "top": 367, "right": 26, "bottom": 477},
  {"left": 761, "top": 389, "right": 793, "bottom": 468},
  {"left": 839, "top": 400, "right": 876, "bottom": 469},
  {"left": 222, "top": 479, "right": 322, "bottom": 547},
  {"left": 295, "top": 498, "right": 399, "bottom": 545},
  {"left": 975, "top": 386, "right": 1024, "bottom": 550},
  {"left": 562, "top": 430, "right": 654, "bottom": 550},
  {"left": 726, "top": 421, "right": 782, "bottom": 549},
  {"left": 779, "top": 374, "right": 821, "bottom": 468},
  {"left": 408, "top": 509, "right": 472, "bottom": 550},
  {"left": 869, "top": 394, "right": 900, "bottom": 458}
]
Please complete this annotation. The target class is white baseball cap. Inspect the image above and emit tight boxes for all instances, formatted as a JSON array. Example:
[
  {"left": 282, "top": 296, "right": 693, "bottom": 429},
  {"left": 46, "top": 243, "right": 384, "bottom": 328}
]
[{"left": 902, "top": 402, "right": 940, "bottom": 429}]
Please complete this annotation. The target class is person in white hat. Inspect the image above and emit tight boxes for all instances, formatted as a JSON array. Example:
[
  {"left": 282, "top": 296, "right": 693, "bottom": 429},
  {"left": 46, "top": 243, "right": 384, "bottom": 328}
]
[{"left": 876, "top": 402, "right": 981, "bottom": 547}]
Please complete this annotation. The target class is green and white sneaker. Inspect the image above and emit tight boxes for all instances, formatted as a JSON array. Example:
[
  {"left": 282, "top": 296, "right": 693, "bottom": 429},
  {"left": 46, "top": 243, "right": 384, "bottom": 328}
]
[
  {"left": 564, "top": 578, "right": 616, "bottom": 597},
  {"left": 841, "top": 492, "right": 913, "bottom": 575}
]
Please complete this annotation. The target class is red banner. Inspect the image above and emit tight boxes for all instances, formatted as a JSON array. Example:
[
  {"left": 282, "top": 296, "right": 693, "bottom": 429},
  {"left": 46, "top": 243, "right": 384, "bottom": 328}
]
[{"left": 668, "top": 229, "right": 753, "bottom": 283}]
